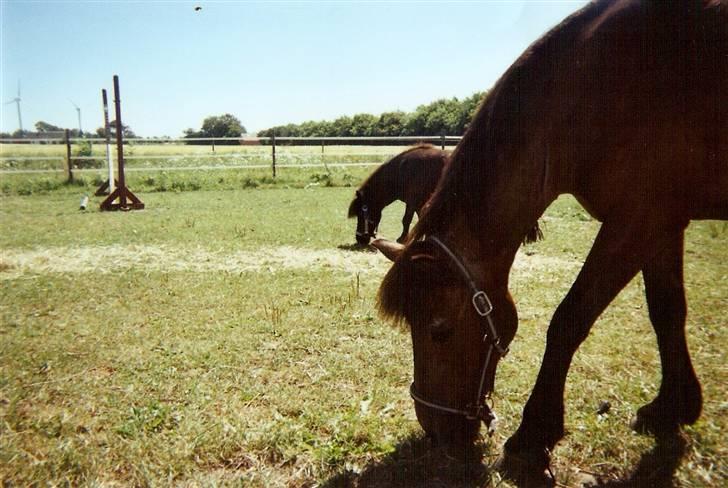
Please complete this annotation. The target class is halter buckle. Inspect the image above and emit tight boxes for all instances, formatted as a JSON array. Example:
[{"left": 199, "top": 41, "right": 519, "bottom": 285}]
[
  {"left": 472, "top": 290, "right": 493, "bottom": 317},
  {"left": 465, "top": 402, "right": 498, "bottom": 428}
]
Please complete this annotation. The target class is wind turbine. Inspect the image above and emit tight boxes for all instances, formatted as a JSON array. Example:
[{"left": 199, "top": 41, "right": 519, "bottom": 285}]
[
  {"left": 4, "top": 80, "right": 23, "bottom": 134},
  {"left": 70, "top": 99, "right": 82, "bottom": 136}
]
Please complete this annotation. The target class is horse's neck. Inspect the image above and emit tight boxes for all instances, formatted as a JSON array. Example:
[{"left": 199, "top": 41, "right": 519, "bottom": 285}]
[
  {"left": 366, "top": 163, "right": 399, "bottom": 210},
  {"left": 436, "top": 134, "right": 553, "bottom": 256}
]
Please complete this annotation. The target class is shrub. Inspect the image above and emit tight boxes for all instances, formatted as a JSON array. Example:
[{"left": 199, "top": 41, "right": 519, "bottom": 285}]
[{"left": 72, "top": 141, "right": 102, "bottom": 169}]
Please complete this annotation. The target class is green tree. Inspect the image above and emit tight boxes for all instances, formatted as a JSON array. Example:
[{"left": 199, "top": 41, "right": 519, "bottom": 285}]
[
  {"left": 35, "top": 121, "right": 64, "bottom": 133},
  {"left": 331, "top": 116, "right": 353, "bottom": 137},
  {"left": 97, "top": 120, "right": 136, "bottom": 138},
  {"left": 200, "top": 114, "right": 246, "bottom": 138},
  {"left": 349, "top": 113, "right": 377, "bottom": 137},
  {"left": 298, "top": 120, "right": 332, "bottom": 137},
  {"left": 375, "top": 111, "right": 407, "bottom": 136},
  {"left": 456, "top": 91, "right": 487, "bottom": 133},
  {"left": 404, "top": 106, "right": 428, "bottom": 136},
  {"left": 424, "top": 98, "right": 462, "bottom": 135}
]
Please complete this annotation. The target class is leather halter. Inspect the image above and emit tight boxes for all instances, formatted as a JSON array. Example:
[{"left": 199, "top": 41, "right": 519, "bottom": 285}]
[
  {"left": 408, "top": 235, "right": 508, "bottom": 426},
  {"left": 355, "top": 204, "right": 377, "bottom": 240}
]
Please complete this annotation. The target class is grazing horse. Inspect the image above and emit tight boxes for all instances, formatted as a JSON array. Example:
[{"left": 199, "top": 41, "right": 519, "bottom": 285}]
[
  {"left": 348, "top": 144, "right": 447, "bottom": 245},
  {"left": 373, "top": 0, "right": 727, "bottom": 483}
]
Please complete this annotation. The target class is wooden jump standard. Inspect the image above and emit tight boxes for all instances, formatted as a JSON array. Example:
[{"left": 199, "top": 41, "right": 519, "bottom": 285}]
[{"left": 100, "top": 75, "right": 144, "bottom": 211}]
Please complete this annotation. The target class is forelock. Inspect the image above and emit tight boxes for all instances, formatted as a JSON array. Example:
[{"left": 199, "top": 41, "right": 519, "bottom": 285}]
[{"left": 377, "top": 256, "right": 411, "bottom": 328}]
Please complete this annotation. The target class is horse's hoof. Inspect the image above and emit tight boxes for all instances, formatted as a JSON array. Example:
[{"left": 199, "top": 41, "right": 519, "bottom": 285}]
[
  {"left": 630, "top": 410, "right": 679, "bottom": 438},
  {"left": 494, "top": 448, "right": 554, "bottom": 488}
]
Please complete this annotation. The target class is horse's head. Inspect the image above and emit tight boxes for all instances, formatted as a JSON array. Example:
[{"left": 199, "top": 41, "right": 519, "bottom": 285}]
[
  {"left": 348, "top": 190, "right": 381, "bottom": 246},
  {"left": 373, "top": 236, "right": 517, "bottom": 455}
]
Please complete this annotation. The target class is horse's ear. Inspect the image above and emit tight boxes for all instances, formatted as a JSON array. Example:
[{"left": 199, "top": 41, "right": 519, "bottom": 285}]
[{"left": 372, "top": 238, "right": 404, "bottom": 262}]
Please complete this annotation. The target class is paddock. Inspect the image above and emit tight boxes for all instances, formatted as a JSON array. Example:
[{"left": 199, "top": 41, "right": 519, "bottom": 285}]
[{"left": 0, "top": 186, "right": 725, "bottom": 486}]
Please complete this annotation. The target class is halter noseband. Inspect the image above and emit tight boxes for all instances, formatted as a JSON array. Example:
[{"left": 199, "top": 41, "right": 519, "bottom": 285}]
[
  {"left": 408, "top": 235, "right": 508, "bottom": 426},
  {"left": 356, "top": 204, "right": 377, "bottom": 240}
]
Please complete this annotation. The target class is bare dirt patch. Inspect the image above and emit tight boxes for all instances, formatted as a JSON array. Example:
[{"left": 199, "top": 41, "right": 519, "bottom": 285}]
[
  {"left": 1, "top": 244, "right": 580, "bottom": 279},
  {"left": 0, "top": 244, "right": 389, "bottom": 278}
]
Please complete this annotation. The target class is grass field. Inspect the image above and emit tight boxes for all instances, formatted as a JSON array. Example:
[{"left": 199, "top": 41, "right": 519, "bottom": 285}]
[
  {"left": 0, "top": 186, "right": 726, "bottom": 487},
  {"left": 0, "top": 143, "right": 417, "bottom": 197}
]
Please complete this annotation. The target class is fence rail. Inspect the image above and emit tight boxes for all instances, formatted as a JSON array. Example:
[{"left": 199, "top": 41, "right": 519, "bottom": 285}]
[
  {"left": 0, "top": 136, "right": 463, "bottom": 176},
  {"left": 0, "top": 135, "right": 463, "bottom": 145}
]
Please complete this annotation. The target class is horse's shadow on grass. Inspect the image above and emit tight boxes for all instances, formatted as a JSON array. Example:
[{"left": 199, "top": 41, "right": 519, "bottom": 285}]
[
  {"left": 597, "top": 432, "right": 688, "bottom": 488},
  {"left": 321, "top": 435, "right": 495, "bottom": 488},
  {"left": 337, "top": 243, "right": 378, "bottom": 253},
  {"left": 320, "top": 432, "right": 689, "bottom": 488}
]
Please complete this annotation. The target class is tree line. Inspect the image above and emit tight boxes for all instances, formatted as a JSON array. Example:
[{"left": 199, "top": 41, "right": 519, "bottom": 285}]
[
  {"left": 0, "top": 120, "right": 136, "bottom": 140},
  {"left": 1, "top": 91, "right": 486, "bottom": 141},
  {"left": 257, "top": 92, "right": 486, "bottom": 139}
]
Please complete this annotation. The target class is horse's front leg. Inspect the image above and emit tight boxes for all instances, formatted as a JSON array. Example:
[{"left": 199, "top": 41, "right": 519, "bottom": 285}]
[
  {"left": 497, "top": 220, "right": 683, "bottom": 484},
  {"left": 397, "top": 204, "right": 416, "bottom": 243}
]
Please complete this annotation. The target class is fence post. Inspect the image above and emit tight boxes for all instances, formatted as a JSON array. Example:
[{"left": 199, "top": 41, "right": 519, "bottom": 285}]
[
  {"left": 271, "top": 132, "right": 276, "bottom": 178},
  {"left": 211, "top": 137, "right": 215, "bottom": 153},
  {"left": 440, "top": 132, "right": 446, "bottom": 151},
  {"left": 65, "top": 129, "right": 74, "bottom": 183}
]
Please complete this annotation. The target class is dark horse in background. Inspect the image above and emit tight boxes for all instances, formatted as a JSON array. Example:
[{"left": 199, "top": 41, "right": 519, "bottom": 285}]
[
  {"left": 348, "top": 144, "right": 447, "bottom": 245},
  {"left": 373, "top": 0, "right": 726, "bottom": 484}
]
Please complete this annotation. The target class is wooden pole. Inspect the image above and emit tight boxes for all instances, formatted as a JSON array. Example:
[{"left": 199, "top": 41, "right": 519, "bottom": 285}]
[
  {"left": 440, "top": 132, "right": 446, "bottom": 151},
  {"left": 95, "top": 89, "right": 116, "bottom": 196},
  {"left": 271, "top": 132, "right": 276, "bottom": 178},
  {"left": 65, "top": 129, "right": 73, "bottom": 183},
  {"left": 113, "top": 75, "right": 127, "bottom": 208},
  {"left": 103, "top": 89, "right": 114, "bottom": 193}
]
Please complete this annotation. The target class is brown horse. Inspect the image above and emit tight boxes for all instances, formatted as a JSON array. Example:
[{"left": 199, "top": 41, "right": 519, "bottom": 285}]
[
  {"left": 373, "top": 0, "right": 727, "bottom": 483},
  {"left": 348, "top": 144, "right": 447, "bottom": 245}
]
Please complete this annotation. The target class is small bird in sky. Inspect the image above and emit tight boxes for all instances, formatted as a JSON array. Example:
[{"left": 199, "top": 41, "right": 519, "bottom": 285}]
[{"left": 194, "top": 6, "right": 202, "bottom": 12}]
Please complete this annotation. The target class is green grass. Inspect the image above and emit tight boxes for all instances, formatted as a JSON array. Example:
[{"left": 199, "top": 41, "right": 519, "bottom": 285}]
[
  {"left": 0, "top": 188, "right": 726, "bottom": 487},
  {"left": 0, "top": 142, "right": 399, "bottom": 196},
  {"left": 0, "top": 166, "right": 373, "bottom": 197}
]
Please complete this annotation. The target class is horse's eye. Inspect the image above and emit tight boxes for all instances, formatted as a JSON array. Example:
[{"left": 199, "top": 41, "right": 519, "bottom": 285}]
[{"left": 429, "top": 318, "right": 453, "bottom": 342}]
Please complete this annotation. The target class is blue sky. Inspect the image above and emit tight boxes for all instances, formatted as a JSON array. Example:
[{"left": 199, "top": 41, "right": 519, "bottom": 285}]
[{"left": 1, "top": 1, "right": 588, "bottom": 137}]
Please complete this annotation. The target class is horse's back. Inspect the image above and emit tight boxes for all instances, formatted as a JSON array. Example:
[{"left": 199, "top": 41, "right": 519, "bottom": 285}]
[
  {"left": 561, "top": 0, "right": 728, "bottom": 221},
  {"left": 396, "top": 146, "right": 448, "bottom": 209}
]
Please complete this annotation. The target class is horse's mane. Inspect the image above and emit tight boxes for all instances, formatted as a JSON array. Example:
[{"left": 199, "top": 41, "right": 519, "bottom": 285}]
[
  {"left": 407, "top": 2, "right": 615, "bottom": 244},
  {"left": 348, "top": 143, "right": 439, "bottom": 217}
]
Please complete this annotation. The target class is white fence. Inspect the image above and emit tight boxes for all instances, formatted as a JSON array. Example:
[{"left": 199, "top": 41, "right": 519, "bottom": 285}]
[{"left": 0, "top": 136, "right": 462, "bottom": 175}]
